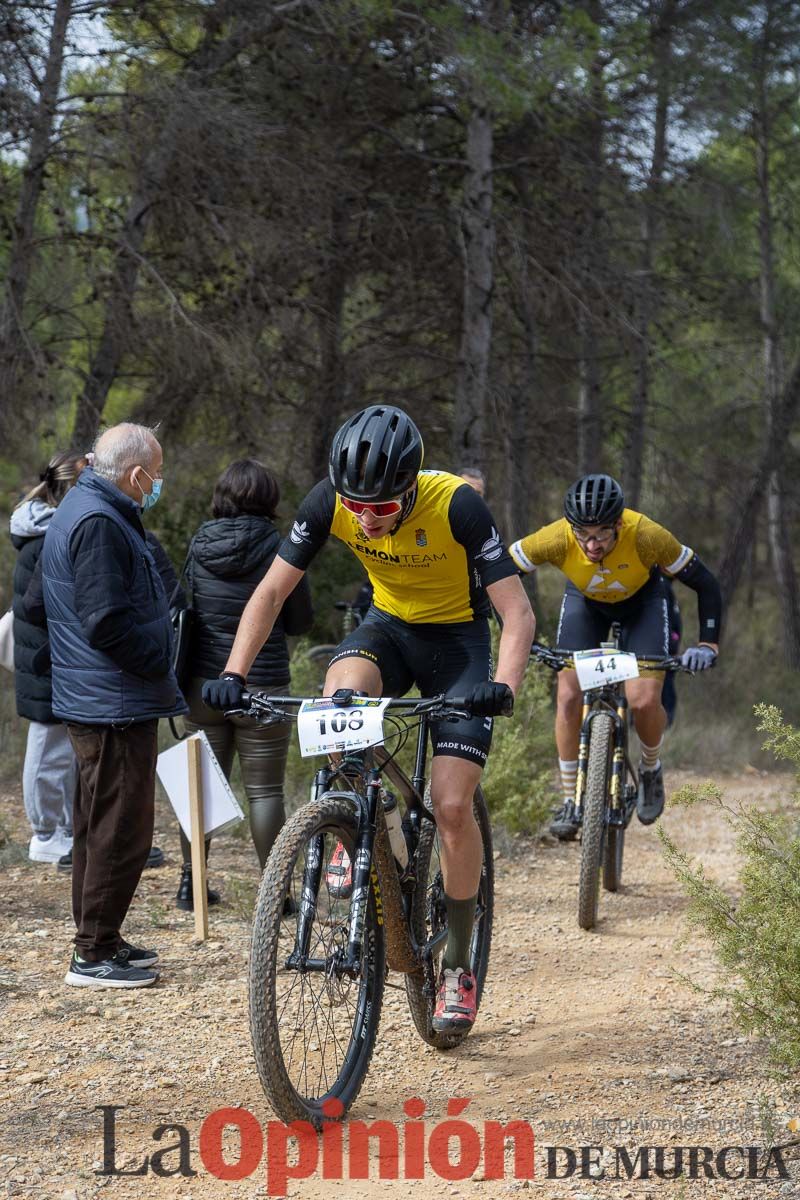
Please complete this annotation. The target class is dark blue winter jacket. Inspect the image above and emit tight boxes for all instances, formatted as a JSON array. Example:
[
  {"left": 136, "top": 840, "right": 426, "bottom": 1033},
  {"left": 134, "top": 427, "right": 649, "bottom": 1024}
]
[{"left": 41, "top": 469, "right": 187, "bottom": 724}]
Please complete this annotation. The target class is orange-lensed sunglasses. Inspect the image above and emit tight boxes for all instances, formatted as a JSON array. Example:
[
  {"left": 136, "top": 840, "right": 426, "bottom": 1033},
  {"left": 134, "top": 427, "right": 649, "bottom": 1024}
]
[{"left": 340, "top": 496, "right": 404, "bottom": 518}]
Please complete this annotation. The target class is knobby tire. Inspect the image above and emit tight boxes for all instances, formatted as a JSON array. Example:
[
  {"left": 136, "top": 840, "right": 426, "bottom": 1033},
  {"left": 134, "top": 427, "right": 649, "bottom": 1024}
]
[
  {"left": 405, "top": 786, "right": 494, "bottom": 1049},
  {"left": 249, "top": 794, "right": 385, "bottom": 1126},
  {"left": 578, "top": 712, "right": 613, "bottom": 930}
]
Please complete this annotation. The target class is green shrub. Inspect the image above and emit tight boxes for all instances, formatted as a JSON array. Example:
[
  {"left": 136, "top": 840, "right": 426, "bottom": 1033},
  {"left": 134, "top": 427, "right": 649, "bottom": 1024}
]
[
  {"left": 659, "top": 704, "right": 800, "bottom": 1071},
  {"left": 480, "top": 631, "right": 556, "bottom": 836}
]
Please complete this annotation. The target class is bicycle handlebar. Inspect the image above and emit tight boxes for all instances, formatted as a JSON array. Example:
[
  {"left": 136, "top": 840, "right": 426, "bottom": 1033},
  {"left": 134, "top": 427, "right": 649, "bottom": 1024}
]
[
  {"left": 529, "top": 641, "right": 695, "bottom": 674},
  {"left": 229, "top": 690, "right": 513, "bottom": 723}
]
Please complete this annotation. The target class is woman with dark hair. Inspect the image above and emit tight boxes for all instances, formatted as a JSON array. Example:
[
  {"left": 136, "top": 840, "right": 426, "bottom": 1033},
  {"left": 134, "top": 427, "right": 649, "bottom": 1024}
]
[
  {"left": 176, "top": 459, "right": 313, "bottom": 909},
  {"left": 10, "top": 451, "right": 86, "bottom": 862}
]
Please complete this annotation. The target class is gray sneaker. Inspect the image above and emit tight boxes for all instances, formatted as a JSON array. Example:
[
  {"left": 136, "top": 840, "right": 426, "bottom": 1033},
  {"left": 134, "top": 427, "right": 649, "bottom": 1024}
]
[
  {"left": 550, "top": 803, "right": 580, "bottom": 841},
  {"left": 116, "top": 939, "right": 159, "bottom": 967},
  {"left": 64, "top": 952, "right": 158, "bottom": 989},
  {"left": 637, "top": 764, "right": 665, "bottom": 825}
]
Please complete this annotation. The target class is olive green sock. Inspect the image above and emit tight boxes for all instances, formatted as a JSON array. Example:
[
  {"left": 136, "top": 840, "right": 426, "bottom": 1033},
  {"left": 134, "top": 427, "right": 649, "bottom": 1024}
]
[{"left": 442, "top": 893, "right": 477, "bottom": 972}]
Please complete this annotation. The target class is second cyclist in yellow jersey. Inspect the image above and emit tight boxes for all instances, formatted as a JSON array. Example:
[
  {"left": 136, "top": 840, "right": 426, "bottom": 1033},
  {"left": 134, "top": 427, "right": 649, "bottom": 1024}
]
[
  {"left": 510, "top": 474, "right": 722, "bottom": 838},
  {"left": 509, "top": 508, "right": 694, "bottom": 604}
]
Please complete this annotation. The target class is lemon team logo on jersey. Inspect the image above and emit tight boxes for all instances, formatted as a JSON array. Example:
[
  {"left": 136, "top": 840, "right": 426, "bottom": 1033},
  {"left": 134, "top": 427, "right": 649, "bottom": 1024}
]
[{"left": 330, "top": 472, "right": 477, "bottom": 623}]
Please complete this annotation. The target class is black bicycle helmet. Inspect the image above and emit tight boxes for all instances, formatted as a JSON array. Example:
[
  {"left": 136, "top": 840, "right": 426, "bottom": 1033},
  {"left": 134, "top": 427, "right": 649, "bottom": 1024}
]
[
  {"left": 329, "top": 406, "right": 424, "bottom": 502},
  {"left": 564, "top": 474, "right": 625, "bottom": 526}
]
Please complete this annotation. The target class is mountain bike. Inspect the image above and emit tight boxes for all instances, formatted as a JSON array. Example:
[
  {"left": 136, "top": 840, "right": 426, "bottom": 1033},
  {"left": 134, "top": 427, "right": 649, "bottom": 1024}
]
[
  {"left": 530, "top": 630, "right": 691, "bottom": 931},
  {"left": 233, "top": 687, "right": 509, "bottom": 1126}
]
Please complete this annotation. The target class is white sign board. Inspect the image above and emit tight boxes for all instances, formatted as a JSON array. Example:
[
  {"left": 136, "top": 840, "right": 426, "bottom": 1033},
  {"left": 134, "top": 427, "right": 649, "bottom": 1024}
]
[{"left": 156, "top": 731, "right": 244, "bottom": 840}]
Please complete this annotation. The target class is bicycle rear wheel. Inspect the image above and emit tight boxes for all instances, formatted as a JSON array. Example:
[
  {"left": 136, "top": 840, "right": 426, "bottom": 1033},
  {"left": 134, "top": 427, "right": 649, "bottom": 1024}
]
[
  {"left": 249, "top": 794, "right": 385, "bottom": 1126},
  {"left": 603, "top": 823, "right": 624, "bottom": 891},
  {"left": 405, "top": 786, "right": 494, "bottom": 1049},
  {"left": 578, "top": 712, "right": 613, "bottom": 930}
]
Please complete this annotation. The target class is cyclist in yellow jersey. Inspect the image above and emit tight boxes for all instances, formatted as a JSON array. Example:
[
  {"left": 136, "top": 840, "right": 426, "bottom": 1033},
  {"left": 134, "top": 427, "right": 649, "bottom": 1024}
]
[
  {"left": 509, "top": 474, "right": 721, "bottom": 839},
  {"left": 203, "top": 406, "right": 535, "bottom": 1032}
]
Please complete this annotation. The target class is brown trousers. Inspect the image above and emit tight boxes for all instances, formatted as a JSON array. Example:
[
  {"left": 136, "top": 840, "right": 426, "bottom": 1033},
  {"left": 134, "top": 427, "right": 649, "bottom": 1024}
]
[{"left": 66, "top": 720, "right": 158, "bottom": 961}]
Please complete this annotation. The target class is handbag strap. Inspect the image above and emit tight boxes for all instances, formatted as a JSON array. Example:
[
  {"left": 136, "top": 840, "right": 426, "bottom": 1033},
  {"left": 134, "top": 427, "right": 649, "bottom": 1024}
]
[{"left": 168, "top": 541, "right": 193, "bottom": 609}]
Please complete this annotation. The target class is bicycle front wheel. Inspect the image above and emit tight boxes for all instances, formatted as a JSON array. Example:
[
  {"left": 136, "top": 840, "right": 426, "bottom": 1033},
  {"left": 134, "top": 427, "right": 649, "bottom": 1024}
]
[
  {"left": 405, "top": 786, "right": 494, "bottom": 1049},
  {"left": 249, "top": 794, "right": 385, "bottom": 1126},
  {"left": 578, "top": 712, "right": 613, "bottom": 930}
]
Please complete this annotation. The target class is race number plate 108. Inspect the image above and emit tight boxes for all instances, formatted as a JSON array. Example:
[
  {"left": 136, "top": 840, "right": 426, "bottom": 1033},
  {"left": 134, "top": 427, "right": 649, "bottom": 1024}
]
[
  {"left": 297, "top": 697, "right": 390, "bottom": 758},
  {"left": 573, "top": 649, "right": 639, "bottom": 690}
]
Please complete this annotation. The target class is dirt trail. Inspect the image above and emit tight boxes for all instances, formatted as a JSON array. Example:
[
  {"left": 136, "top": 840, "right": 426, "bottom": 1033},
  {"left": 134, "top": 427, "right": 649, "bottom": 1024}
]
[{"left": 0, "top": 770, "right": 797, "bottom": 1200}]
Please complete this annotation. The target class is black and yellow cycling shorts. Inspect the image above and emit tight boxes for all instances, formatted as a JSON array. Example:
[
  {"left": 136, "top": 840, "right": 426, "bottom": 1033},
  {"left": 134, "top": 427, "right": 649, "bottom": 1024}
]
[
  {"left": 326, "top": 607, "right": 494, "bottom": 767},
  {"left": 556, "top": 573, "right": 670, "bottom": 661}
]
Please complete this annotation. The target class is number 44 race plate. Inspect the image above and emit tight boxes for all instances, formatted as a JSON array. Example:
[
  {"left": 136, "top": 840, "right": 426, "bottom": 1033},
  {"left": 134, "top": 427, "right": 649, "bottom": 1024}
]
[
  {"left": 296, "top": 697, "right": 390, "bottom": 757},
  {"left": 573, "top": 649, "right": 639, "bottom": 691}
]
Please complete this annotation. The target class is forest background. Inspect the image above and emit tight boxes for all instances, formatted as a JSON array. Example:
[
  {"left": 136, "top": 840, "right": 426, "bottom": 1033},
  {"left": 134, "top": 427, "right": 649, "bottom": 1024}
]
[{"left": 1, "top": 0, "right": 799, "bottom": 791}]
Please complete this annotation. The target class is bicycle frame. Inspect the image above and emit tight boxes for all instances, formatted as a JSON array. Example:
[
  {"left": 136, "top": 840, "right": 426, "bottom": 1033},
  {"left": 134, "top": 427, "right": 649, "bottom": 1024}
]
[{"left": 240, "top": 694, "right": 455, "bottom": 982}]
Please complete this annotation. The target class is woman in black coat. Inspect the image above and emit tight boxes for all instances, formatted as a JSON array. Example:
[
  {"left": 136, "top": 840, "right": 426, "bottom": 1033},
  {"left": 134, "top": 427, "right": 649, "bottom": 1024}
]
[
  {"left": 177, "top": 459, "right": 313, "bottom": 909},
  {"left": 10, "top": 452, "right": 86, "bottom": 862}
]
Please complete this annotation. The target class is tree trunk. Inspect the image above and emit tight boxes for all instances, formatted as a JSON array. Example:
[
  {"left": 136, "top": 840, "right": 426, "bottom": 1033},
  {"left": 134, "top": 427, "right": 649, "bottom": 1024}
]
[
  {"left": 575, "top": 0, "right": 605, "bottom": 475},
  {"left": 751, "top": 18, "right": 800, "bottom": 665},
  {"left": 452, "top": 101, "right": 494, "bottom": 464},
  {"left": 767, "top": 474, "right": 800, "bottom": 665},
  {"left": 623, "top": 0, "right": 674, "bottom": 507},
  {"left": 718, "top": 353, "right": 800, "bottom": 604},
  {"left": 310, "top": 204, "right": 348, "bottom": 483},
  {"left": 0, "top": 0, "right": 73, "bottom": 404},
  {"left": 577, "top": 308, "right": 602, "bottom": 474}
]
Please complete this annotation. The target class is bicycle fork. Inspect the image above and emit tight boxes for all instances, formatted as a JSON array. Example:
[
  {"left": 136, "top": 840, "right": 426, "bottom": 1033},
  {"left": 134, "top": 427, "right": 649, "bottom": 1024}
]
[
  {"left": 574, "top": 696, "right": 629, "bottom": 828},
  {"left": 288, "top": 768, "right": 382, "bottom": 980}
]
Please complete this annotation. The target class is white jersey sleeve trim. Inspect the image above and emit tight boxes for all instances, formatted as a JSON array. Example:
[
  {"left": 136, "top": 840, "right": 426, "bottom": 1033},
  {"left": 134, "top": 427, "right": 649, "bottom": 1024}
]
[
  {"left": 508, "top": 540, "right": 537, "bottom": 573},
  {"left": 664, "top": 545, "right": 694, "bottom": 575}
]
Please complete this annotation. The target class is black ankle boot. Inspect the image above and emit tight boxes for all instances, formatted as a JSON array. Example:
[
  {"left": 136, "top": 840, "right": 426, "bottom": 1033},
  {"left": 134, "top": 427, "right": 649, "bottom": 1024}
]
[{"left": 175, "top": 864, "right": 221, "bottom": 911}]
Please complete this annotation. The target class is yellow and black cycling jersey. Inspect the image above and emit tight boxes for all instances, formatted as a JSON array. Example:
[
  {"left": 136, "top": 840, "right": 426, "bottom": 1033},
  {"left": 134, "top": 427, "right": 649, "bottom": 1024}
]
[
  {"left": 508, "top": 509, "right": 694, "bottom": 604},
  {"left": 279, "top": 470, "right": 516, "bottom": 624}
]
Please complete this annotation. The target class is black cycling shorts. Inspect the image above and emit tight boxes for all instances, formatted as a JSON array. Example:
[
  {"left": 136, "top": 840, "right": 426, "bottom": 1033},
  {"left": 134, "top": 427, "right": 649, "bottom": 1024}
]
[
  {"left": 556, "top": 573, "right": 670, "bottom": 657},
  {"left": 327, "top": 607, "right": 494, "bottom": 767}
]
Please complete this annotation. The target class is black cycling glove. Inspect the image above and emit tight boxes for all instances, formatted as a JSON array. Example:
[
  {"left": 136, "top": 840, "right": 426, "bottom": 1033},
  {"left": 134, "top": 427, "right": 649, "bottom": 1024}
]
[
  {"left": 466, "top": 682, "right": 514, "bottom": 717},
  {"left": 202, "top": 672, "right": 246, "bottom": 711}
]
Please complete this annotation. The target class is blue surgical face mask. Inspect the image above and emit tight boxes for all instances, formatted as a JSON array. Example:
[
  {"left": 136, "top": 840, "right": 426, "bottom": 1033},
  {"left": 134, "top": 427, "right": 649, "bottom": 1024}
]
[{"left": 136, "top": 466, "right": 162, "bottom": 511}]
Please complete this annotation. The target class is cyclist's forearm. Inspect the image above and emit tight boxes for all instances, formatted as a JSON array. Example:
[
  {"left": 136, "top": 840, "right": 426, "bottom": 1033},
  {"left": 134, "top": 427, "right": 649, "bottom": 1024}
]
[
  {"left": 224, "top": 561, "right": 304, "bottom": 678},
  {"left": 673, "top": 554, "right": 722, "bottom": 646},
  {"left": 495, "top": 609, "right": 536, "bottom": 695},
  {"left": 225, "top": 590, "right": 283, "bottom": 678}
]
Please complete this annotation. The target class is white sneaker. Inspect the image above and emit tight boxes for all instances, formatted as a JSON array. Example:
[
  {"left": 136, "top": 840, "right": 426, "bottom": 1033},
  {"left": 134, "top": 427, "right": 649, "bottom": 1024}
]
[{"left": 29, "top": 830, "right": 73, "bottom": 863}]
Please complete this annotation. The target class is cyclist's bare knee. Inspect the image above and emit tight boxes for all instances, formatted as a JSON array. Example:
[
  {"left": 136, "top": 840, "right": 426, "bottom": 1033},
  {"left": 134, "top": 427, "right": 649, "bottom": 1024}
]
[
  {"left": 556, "top": 670, "right": 582, "bottom": 720},
  {"left": 323, "top": 656, "right": 382, "bottom": 697},
  {"left": 626, "top": 677, "right": 663, "bottom": 717},
  {"left": 430, "top": 756, "right": 481, "bottom": 836}
]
